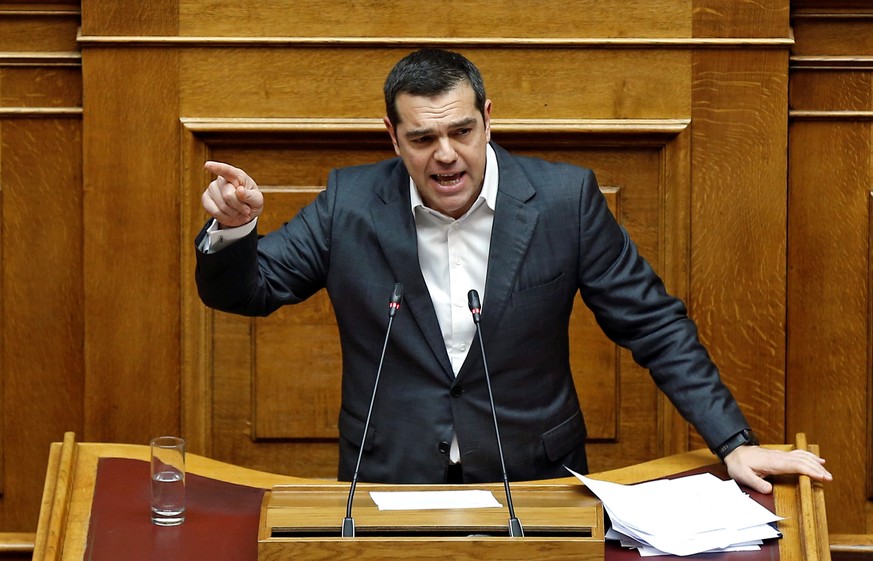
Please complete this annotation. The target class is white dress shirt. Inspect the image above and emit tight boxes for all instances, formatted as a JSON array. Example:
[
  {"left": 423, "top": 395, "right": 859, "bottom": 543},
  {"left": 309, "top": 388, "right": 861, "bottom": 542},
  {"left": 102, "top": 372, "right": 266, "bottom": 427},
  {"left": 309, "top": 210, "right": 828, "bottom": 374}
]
[{"left": 411, "top": 144, "right": 498, "bottom": 462}]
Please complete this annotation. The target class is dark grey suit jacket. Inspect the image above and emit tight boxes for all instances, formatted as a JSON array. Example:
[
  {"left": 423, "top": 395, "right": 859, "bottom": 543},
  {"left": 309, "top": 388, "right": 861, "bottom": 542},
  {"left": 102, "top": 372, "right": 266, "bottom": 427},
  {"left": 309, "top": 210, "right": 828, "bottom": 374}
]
[{"left": 195, "top": 142, "right": 748, "bottom": 483}]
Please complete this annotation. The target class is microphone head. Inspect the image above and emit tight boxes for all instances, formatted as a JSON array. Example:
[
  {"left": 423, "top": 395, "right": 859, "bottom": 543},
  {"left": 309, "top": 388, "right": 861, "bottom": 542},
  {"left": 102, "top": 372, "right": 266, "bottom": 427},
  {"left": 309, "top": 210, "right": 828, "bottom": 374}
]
[
  {"left": 390, "top": 283, "right": 404, "bottom": 306},
  {"left": 467, "top": 289, "right": 481, "bottom": 311},
  {"left": 388, "top": 283, "right": 404, "bottom": 317}
]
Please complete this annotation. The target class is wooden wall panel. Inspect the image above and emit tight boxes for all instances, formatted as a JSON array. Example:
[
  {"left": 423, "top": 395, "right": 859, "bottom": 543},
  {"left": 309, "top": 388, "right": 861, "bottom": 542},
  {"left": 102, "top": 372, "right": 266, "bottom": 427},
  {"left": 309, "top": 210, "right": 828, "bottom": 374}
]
[
  {"left": 789, "top": 1, "right": 873, "bottom": 534},
  {"left": 0, "top": 117, "right": 82, "bottom": 532},
  {"left": 0, "top": 3, "right": 82, "bottom": 533},
  {"left": 177, "top": 0, "right": 692, "bottom": 39},
  {"left": 692, "top": 0, "right": 789, "bottom": 38},
  {"left": 6, "top": 0, "right": 870, "bottom": 543},
  {"left": 81, "top": 48, "right": 182, "bottom": 444},
  {"left": 788, "top": 120, "right": 871, "bottom": 532},
  {"left": 690, "top": 48, "right": 789, "bottom": 448},
  {"left": 0, "top": 8, "right": 79, "bottom": 52},
  {"left": 178, "top": 48, "right": 691, "bottom": 121}
]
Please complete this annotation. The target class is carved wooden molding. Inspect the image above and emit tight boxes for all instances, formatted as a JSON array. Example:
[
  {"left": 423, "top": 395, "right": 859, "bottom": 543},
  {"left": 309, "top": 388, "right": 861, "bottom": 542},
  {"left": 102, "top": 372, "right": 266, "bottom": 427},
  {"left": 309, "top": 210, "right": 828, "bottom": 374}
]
[
  {"left": 79, "top": 36, "right": 793, "bottom": 49},
  {"left": 868, "top": 191, "right": 873, "bottom": 500},
  {"left": 791, "top": 56, "right": 873, "bottom": 70},
  {"left": 789, "top": 111, "right": 873, "bottom": 120},
  {"left": 180, "top": 117, "right": 690, "bottom": 138},
  {"left": 0, "top": 108, "right": 81, "bottom": 118},
  {"left": 0, "top": 53, "right": 80, "bottom": 67}
]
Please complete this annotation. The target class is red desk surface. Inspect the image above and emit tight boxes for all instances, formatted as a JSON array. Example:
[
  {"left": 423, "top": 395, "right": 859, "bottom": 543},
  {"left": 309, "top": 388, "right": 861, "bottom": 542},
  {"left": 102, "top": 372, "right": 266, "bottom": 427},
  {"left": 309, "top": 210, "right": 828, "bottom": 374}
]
[{"left": 85, "top": 458, "right": 778, "bottom": 560}]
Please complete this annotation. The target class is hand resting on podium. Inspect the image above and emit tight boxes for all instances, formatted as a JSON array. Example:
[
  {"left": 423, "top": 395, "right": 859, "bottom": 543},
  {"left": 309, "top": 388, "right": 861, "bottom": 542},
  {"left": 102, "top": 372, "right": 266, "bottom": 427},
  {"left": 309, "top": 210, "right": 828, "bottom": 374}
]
[{"left": 724, "top": 445, "right": 831, "bottom": 494}]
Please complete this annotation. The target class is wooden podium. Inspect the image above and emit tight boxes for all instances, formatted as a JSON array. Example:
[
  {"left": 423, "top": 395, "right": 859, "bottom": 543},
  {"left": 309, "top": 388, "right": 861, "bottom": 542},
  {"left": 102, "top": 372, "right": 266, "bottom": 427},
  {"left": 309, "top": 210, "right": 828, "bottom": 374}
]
[
  {"left": 258, "top": 482, "right": 603, "bottom": 560},
  {"left": 31, "top": 432, "right": 830, "bottom": 561}
]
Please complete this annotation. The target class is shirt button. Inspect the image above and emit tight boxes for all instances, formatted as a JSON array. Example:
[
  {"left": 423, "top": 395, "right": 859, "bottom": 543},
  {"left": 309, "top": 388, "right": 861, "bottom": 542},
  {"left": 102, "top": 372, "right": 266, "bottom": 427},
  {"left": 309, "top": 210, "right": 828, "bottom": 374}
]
[
  {"left": 439, "top": 441, "right": 451, "bottom": 454},
  {"left": 451, "top": 385, "right": 464, "bottom": 398}
]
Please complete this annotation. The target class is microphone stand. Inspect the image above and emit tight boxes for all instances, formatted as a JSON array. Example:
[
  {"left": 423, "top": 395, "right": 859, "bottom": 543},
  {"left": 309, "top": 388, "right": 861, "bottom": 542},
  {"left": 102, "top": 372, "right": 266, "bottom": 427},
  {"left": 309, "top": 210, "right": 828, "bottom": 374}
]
[
  {"left": 468, "top": 290, "right": 524, "bottom": 537},
  {"left": 342, "top": 283, "right": 403, "bottom": 538}
]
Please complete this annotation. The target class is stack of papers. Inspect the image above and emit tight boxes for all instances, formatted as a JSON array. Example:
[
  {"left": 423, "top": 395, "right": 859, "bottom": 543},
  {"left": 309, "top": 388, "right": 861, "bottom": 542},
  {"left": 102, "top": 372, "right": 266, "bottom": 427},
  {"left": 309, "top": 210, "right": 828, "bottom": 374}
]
[{"left": 568, "top": 469, "right": 782, "bottom": 557}]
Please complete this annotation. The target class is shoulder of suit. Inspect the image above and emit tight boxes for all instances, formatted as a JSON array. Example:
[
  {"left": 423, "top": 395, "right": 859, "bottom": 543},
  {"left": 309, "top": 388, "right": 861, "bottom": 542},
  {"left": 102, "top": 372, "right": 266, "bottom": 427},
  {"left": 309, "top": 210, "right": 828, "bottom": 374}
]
[{"left": 326, "top": 156, "right": 407, "bottom": 207}]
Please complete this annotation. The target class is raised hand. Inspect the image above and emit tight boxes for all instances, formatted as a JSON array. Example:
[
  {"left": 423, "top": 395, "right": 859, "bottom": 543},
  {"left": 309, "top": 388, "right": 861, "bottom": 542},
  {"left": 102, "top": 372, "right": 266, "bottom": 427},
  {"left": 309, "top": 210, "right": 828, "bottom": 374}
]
[{"left": 201, "top": 161, "right": 265, "bottom": 228}]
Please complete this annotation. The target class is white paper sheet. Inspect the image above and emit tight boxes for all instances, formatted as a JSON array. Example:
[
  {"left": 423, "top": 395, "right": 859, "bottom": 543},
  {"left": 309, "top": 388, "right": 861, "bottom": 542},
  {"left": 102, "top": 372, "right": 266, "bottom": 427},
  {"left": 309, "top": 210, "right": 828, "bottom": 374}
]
[
  {"left": 369, "top": 490, "right": 503, "bottom": 511},
  {"left": 568, "top": 467, "right": 783, "bottom": 557}
]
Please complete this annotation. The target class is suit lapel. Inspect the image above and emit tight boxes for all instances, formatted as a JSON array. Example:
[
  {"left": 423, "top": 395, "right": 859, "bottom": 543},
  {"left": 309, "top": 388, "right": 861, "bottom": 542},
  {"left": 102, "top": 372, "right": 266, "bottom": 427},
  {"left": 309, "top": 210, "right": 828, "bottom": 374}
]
[
  {"left": 479, "top": 144, "right": 539, "bottom": 345},
  {"left": 371, "top": 163, "right": 455, "bottom": 380}
]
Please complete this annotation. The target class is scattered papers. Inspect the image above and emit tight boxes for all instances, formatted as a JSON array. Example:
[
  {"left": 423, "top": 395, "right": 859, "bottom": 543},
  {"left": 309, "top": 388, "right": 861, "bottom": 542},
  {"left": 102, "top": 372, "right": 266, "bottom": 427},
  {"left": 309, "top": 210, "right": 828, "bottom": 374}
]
[
  {"left": 369, "top": 490, "right": 503, "bottom": 511},
  {"left": 567, "top": 468, "right": 782, "bottom": 557}
]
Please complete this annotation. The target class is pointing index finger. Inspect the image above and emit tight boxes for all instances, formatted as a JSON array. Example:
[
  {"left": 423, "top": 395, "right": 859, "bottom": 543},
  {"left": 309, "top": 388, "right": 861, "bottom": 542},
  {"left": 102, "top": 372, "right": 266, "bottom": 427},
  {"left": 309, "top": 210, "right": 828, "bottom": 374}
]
[{"left": 204, "top": 160, "right": 247, "bottom": 188}]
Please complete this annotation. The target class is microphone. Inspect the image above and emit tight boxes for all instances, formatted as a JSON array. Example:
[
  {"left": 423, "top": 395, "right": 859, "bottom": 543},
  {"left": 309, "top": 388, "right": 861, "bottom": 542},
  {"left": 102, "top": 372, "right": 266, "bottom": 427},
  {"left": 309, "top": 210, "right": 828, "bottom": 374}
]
[
  {"left": 467, "top": 289, "right": 524, "bottom": 537},
  {"left": 342, "top": 282, "right": 404, "bottom": 538}
]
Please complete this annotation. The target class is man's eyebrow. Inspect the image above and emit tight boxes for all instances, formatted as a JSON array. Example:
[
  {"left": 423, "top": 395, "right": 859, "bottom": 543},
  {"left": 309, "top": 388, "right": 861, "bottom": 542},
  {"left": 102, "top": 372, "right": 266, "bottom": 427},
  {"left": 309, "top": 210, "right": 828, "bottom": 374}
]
[{"left": 404, "top": 117, "right": 478, "bottom": 139}]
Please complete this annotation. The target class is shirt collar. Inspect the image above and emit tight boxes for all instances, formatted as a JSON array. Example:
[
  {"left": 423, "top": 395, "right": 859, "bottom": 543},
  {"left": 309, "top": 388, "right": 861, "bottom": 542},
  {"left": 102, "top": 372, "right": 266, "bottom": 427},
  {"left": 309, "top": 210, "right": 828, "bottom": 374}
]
[{"left": 410, "top": 143, "right": 498, "bottom": 218}]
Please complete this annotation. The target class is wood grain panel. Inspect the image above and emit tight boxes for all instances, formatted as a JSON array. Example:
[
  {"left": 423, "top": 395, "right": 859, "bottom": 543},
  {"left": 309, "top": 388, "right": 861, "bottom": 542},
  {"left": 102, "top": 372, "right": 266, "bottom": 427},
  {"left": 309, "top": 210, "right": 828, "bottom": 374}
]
[
  {"left": 690, "top": 49, "right": 789, "bottom": 449},
  {"left": 788, "top": 119, "right": 872, "bottom": 533},
  {"left": 253, "top": 191, "right": 342, "bottom": 440},
  {"left": 790, "top": 70, "right": 873, "bottom": 112},
  {"left": 0, "top": 66, "right": 81, "bottom": 108},
  {"left": 179, "top": 48, "right": 691, "bottom": 121},
  {"left": 81, "top": 48, "right": 182, "bottom": 444},
  {"left": 793, "top": 15, "right": 873, "bottom": 57},
  {"left": 789, "top": 2, "right": 873, "bottom": 534},
  {"left": 0, "top": 9, "right": 79, "bottom": 52},
  {"left": 0, "top": 0, "right": 82, "bottom": 534},
  {"left": 691, "top": 10, "right": 791, "bottom": 469},
  {"left": 0, "top": 116, "right": 83, "bottom": 531},
  {"left": 177, "top": 0, "right": 692, "bottom": 39},
  {"left": 81, "top": 0, "right": 176, "bottom": 36},
  {"left": 7, "top": 0, "right": 846, "bottom": 541},
  {"left": 692, "top": 0, "right": 789, "bottom": 38}
]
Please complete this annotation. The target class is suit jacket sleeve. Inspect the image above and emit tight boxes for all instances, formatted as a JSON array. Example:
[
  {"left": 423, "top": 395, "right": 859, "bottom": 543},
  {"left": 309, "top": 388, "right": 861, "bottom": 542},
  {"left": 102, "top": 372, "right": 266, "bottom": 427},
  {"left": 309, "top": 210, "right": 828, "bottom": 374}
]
[
  {"left": 573, "top": 167, "right": 749, "bottom": 451},
  {"left": 194, "top": 170, "right": 337, "bottom": 316}
]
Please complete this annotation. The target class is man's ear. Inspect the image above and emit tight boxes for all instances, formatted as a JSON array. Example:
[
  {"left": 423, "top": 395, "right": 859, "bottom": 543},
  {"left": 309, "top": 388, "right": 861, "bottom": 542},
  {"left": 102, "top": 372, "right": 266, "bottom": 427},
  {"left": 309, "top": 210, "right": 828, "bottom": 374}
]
[{"left": 383, "top": 116, "right": 401, "bottom": 156}]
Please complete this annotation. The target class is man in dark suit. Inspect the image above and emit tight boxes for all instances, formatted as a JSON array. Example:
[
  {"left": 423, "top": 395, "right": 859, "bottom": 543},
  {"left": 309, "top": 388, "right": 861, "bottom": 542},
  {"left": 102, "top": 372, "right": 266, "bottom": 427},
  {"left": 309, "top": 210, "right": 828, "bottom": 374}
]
[{"left": 196, "top": 48, "right": 831, "bottom": 493}]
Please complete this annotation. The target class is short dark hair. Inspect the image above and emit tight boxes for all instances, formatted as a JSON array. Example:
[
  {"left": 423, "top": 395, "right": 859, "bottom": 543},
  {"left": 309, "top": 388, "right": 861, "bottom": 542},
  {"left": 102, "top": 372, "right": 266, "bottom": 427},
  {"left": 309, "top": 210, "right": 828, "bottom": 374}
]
[{"left": 383, "top": 48, "right": 487, "bottom": 127}]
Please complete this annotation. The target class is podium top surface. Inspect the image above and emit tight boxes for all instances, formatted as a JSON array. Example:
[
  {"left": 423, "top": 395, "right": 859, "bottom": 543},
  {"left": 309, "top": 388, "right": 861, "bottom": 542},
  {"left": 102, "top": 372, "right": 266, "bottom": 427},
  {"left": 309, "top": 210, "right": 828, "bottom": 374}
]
[{"left": 31, "top": 433, "right": 829, "bottom": 561}]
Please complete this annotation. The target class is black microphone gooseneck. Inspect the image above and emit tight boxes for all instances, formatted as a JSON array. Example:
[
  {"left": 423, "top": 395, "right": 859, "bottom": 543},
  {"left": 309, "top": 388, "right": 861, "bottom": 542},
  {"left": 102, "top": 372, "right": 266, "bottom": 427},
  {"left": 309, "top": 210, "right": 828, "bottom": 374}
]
[
  {"left": 342, "top": 282, "right": 404, "bottom": 538},
  {"left": 467, "top": 289, "right": 524, "bottom": 538}
]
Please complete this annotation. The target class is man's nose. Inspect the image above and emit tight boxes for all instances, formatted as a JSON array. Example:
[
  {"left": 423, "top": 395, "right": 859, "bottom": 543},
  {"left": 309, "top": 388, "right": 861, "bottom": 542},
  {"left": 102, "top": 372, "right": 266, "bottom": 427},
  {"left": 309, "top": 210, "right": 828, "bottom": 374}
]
[{"left": 434, "top": 137, "right": 458, "bottom": 163}]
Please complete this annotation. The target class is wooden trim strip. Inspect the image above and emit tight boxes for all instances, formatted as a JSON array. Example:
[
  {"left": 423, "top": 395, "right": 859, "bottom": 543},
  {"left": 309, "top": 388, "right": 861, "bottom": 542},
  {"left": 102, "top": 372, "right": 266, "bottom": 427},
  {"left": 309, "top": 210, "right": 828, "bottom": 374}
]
[
  {"left": 791, "top": 56, "right": 873, "bottom": 70},
  {"left": 180, "top": 117, "right": 690, "bottom": 136},
  {"left": 792, "top": 12, "right": 873, "bottom": 20},
  {"left": 0, "top": 108, "right": 82, "bottom": 118},
  {"left": 829, "top": 534, "right": 873, "bottom": 554},
  {"left": 795, "top": 433, "right": 821, "bottom": 561},
  {"left": 0, "top": 10, "right": 79, "bottom": 17},
  {"left": 78, "top": 35, "right": 794, "bottom": 49},
  {"left": 0, "top": 532, "right": 36, "bottom": 553},
  {"left": 0, "top": 52, "right": 81, "bottom": 67},
  {"left": 869, "top": 193, "right": 873, "bottom": 501},
  {"left": 789, "top": 111, "right": 873, "bottom": 121},
  {"left": 31, "top": 432, "right": 78, "bottom": 561},
  {"left": 795, "top": 433, "right": 833, "bottom": 561}
]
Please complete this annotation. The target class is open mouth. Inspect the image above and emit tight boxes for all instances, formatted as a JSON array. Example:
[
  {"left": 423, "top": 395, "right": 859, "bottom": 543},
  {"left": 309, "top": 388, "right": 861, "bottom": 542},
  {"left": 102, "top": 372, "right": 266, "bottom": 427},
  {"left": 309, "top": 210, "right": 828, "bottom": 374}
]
[{"left": 432, "top": 172, "right": 464, "bottom": 187}]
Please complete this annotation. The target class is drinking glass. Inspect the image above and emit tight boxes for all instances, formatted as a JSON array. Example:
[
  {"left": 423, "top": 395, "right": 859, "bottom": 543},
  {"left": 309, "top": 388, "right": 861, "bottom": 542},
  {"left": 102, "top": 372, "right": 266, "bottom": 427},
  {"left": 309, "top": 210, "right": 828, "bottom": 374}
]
[{"left": 150, "top": 436, "right": 186, "bottom": 526}]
